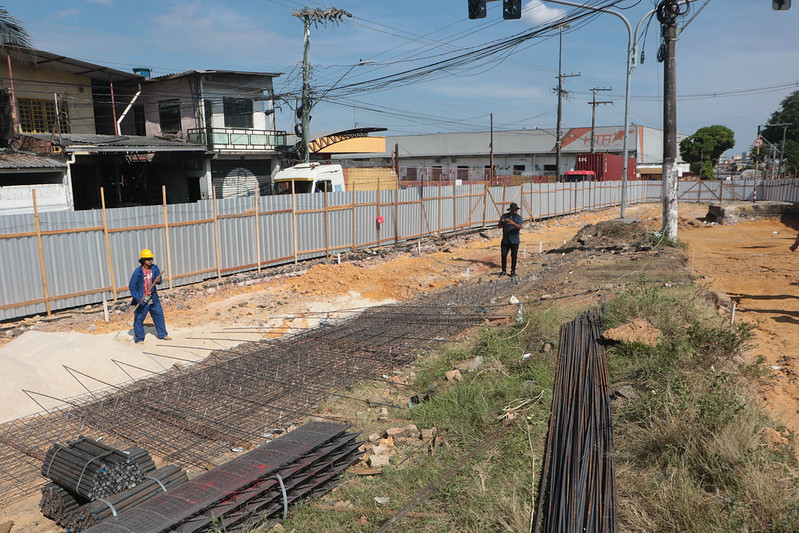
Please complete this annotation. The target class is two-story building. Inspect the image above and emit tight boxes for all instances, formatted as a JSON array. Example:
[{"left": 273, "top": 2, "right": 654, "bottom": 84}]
[{"left": 0, "top": 50, "right": 286, "bottom": 213}]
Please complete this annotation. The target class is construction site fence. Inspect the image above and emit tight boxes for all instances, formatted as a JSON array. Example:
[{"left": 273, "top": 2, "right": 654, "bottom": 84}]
[{"left": 0, "top": 177, "right": 792, "bottom": 321}]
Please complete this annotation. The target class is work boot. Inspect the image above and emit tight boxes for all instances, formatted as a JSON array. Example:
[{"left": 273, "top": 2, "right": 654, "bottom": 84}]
[
  {"left": 159, "top": 335, "right": 172, "bottom": 341},
  {"left": 509, "top": 271, "right": 517, "bottom": 278},
  {"left": 499, "top": 271, "right": 506, "bottom": 277}
]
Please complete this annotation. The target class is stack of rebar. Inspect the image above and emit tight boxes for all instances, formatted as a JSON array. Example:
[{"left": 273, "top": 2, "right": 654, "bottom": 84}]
[
  {"left": 532, "top": 311, "right": 618, "bottom": 533},
  {"left": 62, "top": 465, "right": 188, "bottom": 531},
  {"left": 85, "top": 421, "right": 363, "bottom": 533},
  {"left": 41, "top": 437, "right": 151, "bottom": 501},
  {"left": 40, "top": 482, "right": 88, "bottom": 523}
]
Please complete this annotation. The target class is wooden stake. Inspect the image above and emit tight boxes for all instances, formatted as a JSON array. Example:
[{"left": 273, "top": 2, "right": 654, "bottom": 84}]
[
  {"left": 32, "top": 190, "right": 51, "bottom": 315},
  {"left": 162, "top": 186, "right": 173, "bottom": 289},
  {"left": 323, "top": 183, "right": 330, "bottom": 258},
  {"left": 254, "top": 184, "right": 261, "bottom": 271},
  {"left": 376, "top": 177, "right": 381, "bottom": 248},
  {"left": 351, "top": 188, "right": 357, "bottom": 252},
  {"left": 394, "top": 185, "right": 399, "bottom": 244},
  {"left": 100, "top": 187, "right": 117, "bottom": 300},
  {"left": 212, "top": 186, "right": 222, "bottom": 279},
  {"left": 291, "top": 180, "right": 298, "bottom": 264}
]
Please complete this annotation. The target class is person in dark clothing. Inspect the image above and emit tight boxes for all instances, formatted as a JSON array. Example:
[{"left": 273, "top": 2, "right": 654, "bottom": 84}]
[
  {"left": 498, "top": 202, "right": 523, "bottom": 277},
  {"left": 129, "top": 248, "right": 170, "bottom": 343}
]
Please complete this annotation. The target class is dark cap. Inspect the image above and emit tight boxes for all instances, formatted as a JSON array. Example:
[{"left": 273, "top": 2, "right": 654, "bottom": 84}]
[{"left": 508, "top": 202, "right": 519, "bottom": 211}]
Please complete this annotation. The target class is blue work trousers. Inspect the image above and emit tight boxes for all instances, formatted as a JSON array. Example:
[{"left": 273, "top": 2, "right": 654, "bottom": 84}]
[{"left": 133, "top": 300, "right": 168, "bottom": 342}]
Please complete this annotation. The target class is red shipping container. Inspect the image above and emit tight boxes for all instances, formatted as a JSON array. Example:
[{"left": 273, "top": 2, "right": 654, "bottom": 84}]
[{"left": 575, "top": 153, "right": 637, "bottom": 181}]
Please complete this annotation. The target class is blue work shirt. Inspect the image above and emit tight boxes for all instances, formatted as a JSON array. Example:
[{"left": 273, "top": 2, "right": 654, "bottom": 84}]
[
  {"left": 129, "top": 264, "right": 162, "bottom": 305},
  {"left": 500, "top": 213, "right": 523, "bottom": 244}
]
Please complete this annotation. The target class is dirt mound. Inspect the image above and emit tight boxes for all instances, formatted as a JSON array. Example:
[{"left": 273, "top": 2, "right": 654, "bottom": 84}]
[{"left": 564, "top": 219, "right": 654, "bottom": 252}]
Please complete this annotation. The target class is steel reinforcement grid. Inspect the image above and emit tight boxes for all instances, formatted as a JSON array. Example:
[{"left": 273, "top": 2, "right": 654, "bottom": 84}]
[{"left": 0, "top": 278, "right": 530, "bottom": 508}]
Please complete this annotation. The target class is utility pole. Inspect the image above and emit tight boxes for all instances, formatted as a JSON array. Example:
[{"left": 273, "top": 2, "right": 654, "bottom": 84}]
[
  {"left": 490, "top": 113, "right": 495, "bottom": 183},
  {"left": 657, "top": 0, "right": 681, "bottom": 241},
  {"left": 588, "top": 88, "right": 612, "bottom": 153},
  {"left": 292, "top": 7, "right": 352, "bottom": 163},
  {"left": 555, "top": 24, "right": 579, "bottom": 182}
]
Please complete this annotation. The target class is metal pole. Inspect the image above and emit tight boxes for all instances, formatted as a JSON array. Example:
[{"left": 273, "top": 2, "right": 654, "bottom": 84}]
[
  {"left": 556, "top": 26, "right": 564, "bottom": 183},
  {"left": 540, "top": 0, "right": 656, "bottom": 219}
]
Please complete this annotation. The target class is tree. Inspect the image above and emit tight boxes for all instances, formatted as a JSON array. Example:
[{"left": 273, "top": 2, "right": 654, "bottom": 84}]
[
  {"left": 762, "top": 91, "right": 799, "bottom": 176},
  {"left": 679, "top": 125, "right": 735, "bottom": 180},
  {"left": 0, "top": 7, "right": 32, "bottom": 50},
  {"left": 0, "top": 7, "right": 33, "bottom": 143}
]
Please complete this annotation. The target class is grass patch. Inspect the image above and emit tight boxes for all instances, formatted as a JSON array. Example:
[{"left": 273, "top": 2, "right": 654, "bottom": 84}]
[{"left": 268, "top": 283, "right": 796, "bottom": 533}]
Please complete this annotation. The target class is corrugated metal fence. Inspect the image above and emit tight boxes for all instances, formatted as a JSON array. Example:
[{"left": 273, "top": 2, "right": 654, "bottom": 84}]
[{"left": 1, "top": 178, "right": 794, "bottom": 321}]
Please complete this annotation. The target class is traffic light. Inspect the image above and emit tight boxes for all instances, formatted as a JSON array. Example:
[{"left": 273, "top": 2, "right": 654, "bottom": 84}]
[
  {"left": 773, "top": 0, "right": 791, "bottom": 9},
  {"left": 503, "top": 0, "right": 522, "bottom": 19},
  {"left": 468, "top": 0, "right": 486, "bottom": 19}
]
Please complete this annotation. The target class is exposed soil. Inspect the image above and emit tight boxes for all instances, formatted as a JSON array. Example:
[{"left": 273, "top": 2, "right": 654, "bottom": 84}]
[{"left": 3, "top": 202, "right": 799, "bottom": 531}]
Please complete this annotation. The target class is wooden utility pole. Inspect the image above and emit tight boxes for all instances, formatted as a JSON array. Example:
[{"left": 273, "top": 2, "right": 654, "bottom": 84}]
[
  {"left": 588, "top": 88, "right": 612, "bottom": 153},
  {"left": 658, "top": 0, "right": 681, "bottom": 240}
]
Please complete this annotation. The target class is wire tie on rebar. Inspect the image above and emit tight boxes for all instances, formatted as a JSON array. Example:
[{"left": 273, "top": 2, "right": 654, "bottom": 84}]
[
  {"left": 76, "top": 451, "right": 113, "bottom": 492},
  {"left": 274, "top": 473, "right": 288, "bottom": 520},
  {"left": 145, "top": 475, "right": 168, "bottom": 492},
  {"left": 97, "top": 498, "right": 118, "bottom": 517},
  {"left": 45, "top": 445, "right": 64, "bottom": 479}
]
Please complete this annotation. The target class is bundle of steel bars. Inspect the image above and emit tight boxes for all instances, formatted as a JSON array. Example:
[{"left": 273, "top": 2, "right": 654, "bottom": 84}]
[
  {"left": 532, "top": 311, "right": 618, "bottom": 533},
  {"left": 62, "top": 465, "right": 188, "bottom": 531},
  {"left": 85, "top": 421, "right": 363, "bottom": 533},
  {"left": 40, "top": 482, "right": 89, "bottom": 523},
  {"left": 41, "top": 437, "right": 154, "bottom": 501}
]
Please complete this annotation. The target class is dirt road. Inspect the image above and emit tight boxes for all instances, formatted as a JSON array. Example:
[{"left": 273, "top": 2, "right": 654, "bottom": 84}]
[{"left": 3, "top": 202, "right": 799, "bottom": 530}]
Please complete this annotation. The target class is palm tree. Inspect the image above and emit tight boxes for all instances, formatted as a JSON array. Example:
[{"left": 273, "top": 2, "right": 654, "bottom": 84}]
[
  {"left": 0, "top": 7, "right": 33, "bottom": 139},
  {"left": 0, "top": 7, "right": 32, "bottom": 50}
]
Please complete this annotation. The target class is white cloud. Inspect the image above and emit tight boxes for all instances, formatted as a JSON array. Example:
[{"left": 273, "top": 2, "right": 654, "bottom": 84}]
[
  {"left": 149, "top": 2, "right": 295, "bottom": 68},
  {"left": 55, "top": 9, "right": 80, "bottom": 20},
  {"left": 86, "top": 0, "right": 113, "bottom": 5},
  {"left": 522, "top": 0, "right": 567, "bottom": 26}
]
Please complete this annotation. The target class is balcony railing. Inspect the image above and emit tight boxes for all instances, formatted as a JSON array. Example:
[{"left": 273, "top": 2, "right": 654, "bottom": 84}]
[{"left": 187, "top": 128, "right": 287, "bottom": 152}]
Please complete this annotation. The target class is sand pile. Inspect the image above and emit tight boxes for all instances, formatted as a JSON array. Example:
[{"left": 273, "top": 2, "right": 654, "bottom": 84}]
[{"left": 0, "top": 331, "right": 175, "bottom": 423}]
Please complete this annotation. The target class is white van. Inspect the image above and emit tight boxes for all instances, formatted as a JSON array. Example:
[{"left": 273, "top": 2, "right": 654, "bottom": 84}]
[{"left": 272, "top": 163, "right": 346, "bottom": 194}]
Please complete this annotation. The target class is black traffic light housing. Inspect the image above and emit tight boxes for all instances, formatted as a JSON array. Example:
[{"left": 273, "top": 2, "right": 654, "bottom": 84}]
[
  {"left": 503, "top": 0, "right": 522, "bottom": 19},
  {"left": 468, "top": 0, "right": 486, "bottom": 19},
  {"left": 773, "top": 0, "right": 791, "bottom": 9}
]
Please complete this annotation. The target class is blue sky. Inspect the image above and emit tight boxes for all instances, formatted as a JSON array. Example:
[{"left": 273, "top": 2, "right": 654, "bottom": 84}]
[{"left": 9, "top": 0, "right": 799, "bottom": 156}]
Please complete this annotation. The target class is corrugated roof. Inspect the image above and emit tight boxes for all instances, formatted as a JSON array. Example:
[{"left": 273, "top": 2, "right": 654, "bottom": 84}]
[
  {"left": 25, "top": 134, "right": 207, "bottom": 152},
  {"left": 0, "top": 150, "right": 66, "bottom": 170},
  {"left": 152, "top": 69, "right": 282, "bottom": 81}
]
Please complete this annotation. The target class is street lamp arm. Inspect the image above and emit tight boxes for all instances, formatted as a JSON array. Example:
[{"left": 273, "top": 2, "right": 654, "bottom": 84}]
[
  {"left": 314, "top": 60, "right": 375, "bottom": 108},
  {"left": 539, "top": 0, "right": 655, "bottom": 218}
]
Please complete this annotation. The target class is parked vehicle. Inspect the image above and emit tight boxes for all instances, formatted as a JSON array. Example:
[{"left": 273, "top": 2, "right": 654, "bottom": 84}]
[
  {"left": 574, "top": 153, "right": 637, "bottom": 181},
  {"left": 563, "top": 170, "right": 596, "bottom": 182},
  {"left": 273, "top": 163, "right": 346, "bottom": 194}
]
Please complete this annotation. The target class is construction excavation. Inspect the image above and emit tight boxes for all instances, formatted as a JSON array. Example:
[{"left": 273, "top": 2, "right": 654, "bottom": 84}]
[{"left": 2, "top": 201, "right": 799, "bottom": 531}]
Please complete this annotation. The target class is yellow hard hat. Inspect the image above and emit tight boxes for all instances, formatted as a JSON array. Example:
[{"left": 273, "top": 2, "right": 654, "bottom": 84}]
[{"left": 140, "top": 248, "right": 154, "bottom": 259}]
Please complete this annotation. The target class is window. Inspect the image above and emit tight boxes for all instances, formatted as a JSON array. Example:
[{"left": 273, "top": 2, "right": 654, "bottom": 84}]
[
  {"left": 18, "top": 98, "right": 70, "bottom": 134},
  {"left": 223, "top": 97, "right": 253, "bottom": 129},
  {"left": 133, "top": 105, "right": 146, "bottom": 136},
  {"left": 158, "top": 100, "right": 181, "bottom": 133}
]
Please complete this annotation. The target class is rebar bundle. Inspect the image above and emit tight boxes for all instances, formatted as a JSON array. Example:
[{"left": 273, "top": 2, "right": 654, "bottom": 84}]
[
  {"left": 64, "top": 465, "right": 188, "bottom": 532},
  {"left": 40, "top": 482, "right": 89, "bottom": 523},
  {"left": 532, "top": 311, "right": 618, "bottom": 533},
  {"left": 85, "top": 421, "right": 363, "bottom": 533},
  {"left": 41, "top": 437, "right": 152, "bottom": 501}
]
